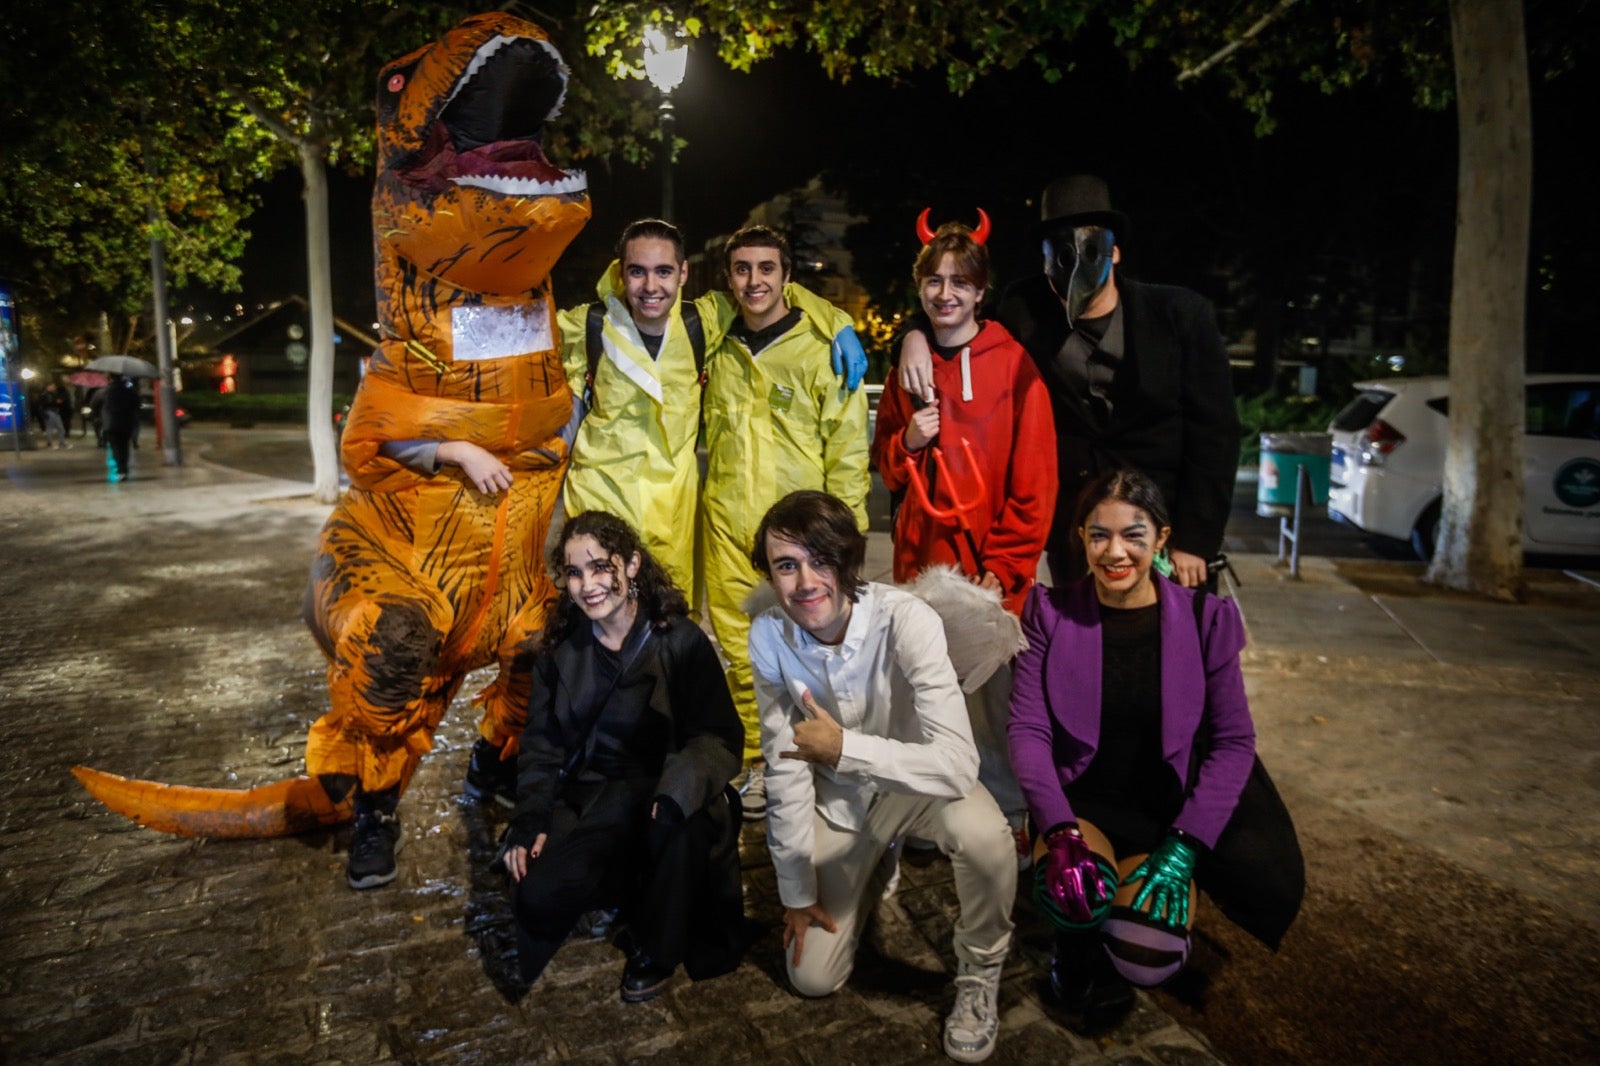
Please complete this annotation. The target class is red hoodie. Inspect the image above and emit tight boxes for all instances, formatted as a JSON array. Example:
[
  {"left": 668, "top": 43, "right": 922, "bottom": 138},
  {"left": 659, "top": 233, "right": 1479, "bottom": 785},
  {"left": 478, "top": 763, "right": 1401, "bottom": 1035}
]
[{"left": 874, "top": 319, "right": 1057, "bottom": 614}]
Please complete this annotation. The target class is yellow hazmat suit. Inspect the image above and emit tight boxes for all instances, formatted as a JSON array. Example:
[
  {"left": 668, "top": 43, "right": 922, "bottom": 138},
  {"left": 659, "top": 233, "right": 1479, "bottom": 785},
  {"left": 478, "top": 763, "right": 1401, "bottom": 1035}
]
[
  {"left": 558, "top": 262, "right": 730, "bottom": 595},
  {"left": 701, "top": 294, "right": 869, "bottom": 760}
]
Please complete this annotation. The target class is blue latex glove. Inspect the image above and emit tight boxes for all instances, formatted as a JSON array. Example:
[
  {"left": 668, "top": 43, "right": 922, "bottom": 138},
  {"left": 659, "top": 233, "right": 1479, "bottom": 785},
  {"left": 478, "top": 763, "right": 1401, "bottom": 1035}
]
[
  {"left": 1039, "top": 822, "right": 1110, "bottom": 925},
  {"left": 1129, "top": 834, "right": 1200, "bottom": 930},
  {"left": 831, "top": 326, "right": 867, "bottom": 392}
]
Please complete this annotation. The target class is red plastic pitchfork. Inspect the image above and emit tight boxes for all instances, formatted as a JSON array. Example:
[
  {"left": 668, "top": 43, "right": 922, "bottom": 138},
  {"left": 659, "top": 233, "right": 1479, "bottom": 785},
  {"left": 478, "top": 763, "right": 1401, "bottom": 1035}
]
[{"left": 902, "top": 435, "right": 988, "bottom": 575}]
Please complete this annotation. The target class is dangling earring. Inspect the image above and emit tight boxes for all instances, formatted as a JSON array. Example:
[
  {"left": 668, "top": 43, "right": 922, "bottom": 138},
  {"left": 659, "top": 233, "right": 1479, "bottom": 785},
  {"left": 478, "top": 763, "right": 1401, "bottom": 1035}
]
[{"left": 628, "top": 576, "right": 640, "bottom": 600}]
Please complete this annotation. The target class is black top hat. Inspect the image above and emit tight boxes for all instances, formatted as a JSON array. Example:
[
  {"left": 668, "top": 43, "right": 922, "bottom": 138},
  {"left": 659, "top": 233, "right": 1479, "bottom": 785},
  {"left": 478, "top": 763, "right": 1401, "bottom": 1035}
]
[{"left": 1037, "top": 175, "right": 1130, "bottom": 238}]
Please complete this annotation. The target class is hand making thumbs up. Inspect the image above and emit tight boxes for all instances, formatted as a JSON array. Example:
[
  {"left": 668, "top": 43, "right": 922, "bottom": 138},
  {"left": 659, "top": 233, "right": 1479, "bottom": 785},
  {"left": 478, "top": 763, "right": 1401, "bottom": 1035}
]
[{"left": 780, "top": 685, "right": 845, "bottom": 768}]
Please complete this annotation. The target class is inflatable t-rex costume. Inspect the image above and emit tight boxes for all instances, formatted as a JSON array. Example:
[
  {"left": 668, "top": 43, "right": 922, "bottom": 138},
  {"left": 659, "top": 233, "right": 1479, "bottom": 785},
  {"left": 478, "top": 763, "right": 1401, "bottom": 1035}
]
[{"left": 73, "top": 12, "right": 590, "bottom": 846}]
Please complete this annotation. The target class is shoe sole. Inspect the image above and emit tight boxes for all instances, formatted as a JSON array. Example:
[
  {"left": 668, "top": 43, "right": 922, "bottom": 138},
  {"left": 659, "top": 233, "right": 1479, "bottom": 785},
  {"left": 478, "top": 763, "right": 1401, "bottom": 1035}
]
[
  {"left": 620, "top": 975, "right": 672, "bottom": 1003},
  {"left": 347, "top": 868, "right": 398, "bottom": 890},
  {"left": 943, "top": 1033, "right": 997, "bottom": 1063}
]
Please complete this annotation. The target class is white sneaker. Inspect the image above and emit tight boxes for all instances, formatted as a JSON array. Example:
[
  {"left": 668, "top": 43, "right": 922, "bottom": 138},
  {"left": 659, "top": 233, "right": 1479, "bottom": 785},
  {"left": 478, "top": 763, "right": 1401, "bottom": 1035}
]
[
  {"left": 734, "top": 764, "right": 766, "bottom": 822},
  {"left": 944, "top": 960, "right": 1002, "bottom": 1063}
]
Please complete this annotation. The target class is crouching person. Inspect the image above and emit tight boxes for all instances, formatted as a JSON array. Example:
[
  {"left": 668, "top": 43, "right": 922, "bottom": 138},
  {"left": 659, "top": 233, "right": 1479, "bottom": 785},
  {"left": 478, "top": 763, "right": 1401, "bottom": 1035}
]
[
  {"left": 502, "top": 511, "right": 745, "bottom": 1000},
  {"left": 1009, "top": 469, "right": 1302, "bottom": 1030},
  {"left": 748, "top": 490, "right": 1017, "bottom": 1063}
]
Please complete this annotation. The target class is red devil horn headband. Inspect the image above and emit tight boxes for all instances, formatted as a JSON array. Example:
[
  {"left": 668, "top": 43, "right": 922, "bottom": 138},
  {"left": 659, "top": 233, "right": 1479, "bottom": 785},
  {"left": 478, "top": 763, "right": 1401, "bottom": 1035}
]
[{"left": 916, "top": 207, "right": 991, "bottom": 246}]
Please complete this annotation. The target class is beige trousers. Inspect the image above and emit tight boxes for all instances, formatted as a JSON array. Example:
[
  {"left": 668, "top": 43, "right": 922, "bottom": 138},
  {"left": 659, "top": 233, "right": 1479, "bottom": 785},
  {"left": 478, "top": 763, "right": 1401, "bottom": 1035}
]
[{"left": 787, "top": 786, "right": 1017, "bottom": 997}]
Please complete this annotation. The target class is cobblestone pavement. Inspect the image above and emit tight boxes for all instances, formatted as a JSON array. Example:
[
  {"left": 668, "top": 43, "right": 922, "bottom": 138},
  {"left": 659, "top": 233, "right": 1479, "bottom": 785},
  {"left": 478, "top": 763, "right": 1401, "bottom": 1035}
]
[{"left": 0, "top": 440, "right": 1225, "bottom": 1065}]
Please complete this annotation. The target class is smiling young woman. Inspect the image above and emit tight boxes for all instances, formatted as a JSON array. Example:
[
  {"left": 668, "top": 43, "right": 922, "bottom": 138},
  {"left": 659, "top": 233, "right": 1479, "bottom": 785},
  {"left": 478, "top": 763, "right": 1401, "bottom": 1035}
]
[
  {"left": 1007, "top": 468, "right": 1303, "bottom": 1031},
  {"left": 499, "top": 510, "right": 747, "bottom": 1001}
]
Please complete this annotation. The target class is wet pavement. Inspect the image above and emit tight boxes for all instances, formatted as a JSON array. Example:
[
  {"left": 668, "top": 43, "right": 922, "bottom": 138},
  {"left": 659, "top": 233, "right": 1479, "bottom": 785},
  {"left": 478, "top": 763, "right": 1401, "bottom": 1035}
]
[
  {"left": 3, "top": 426, "right": 1598, "bottom": 1064},
  {"left": 1, "top": 431, "right": 1224, "bottom": 1065}
]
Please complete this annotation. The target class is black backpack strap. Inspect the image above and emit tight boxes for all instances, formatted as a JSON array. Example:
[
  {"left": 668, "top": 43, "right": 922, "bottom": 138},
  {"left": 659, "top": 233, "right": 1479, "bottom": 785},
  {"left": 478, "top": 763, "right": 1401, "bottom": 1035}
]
[
  {"left": 583, "top": 301, "right": 606, "bottom": 408},
  {"left": 680, "top": 300, "right": 708, "bottom": 385}
]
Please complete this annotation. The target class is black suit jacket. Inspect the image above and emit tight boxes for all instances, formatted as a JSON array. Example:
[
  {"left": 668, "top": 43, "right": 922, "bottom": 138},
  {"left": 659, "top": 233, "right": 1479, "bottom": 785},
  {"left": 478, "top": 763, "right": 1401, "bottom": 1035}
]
[{"left": 998, "top": 274, "right": 1240, "bottom": 564}]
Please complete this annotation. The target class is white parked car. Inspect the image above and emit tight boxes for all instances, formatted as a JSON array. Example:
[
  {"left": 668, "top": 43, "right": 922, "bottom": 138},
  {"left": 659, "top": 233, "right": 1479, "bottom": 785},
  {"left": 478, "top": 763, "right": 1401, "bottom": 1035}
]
[{"left": 1327, "top": 374, "right": 1600, "bottom": 559}]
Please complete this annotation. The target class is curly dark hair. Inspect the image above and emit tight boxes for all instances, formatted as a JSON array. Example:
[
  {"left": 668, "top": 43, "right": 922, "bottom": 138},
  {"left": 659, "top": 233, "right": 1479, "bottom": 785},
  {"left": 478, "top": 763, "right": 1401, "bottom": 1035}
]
[
  {"left": 1071, "top": 467, "right": 1172, "bottom": 545},
  {"left": 542, "top": 510, "right": 688, "bottom": 653}
]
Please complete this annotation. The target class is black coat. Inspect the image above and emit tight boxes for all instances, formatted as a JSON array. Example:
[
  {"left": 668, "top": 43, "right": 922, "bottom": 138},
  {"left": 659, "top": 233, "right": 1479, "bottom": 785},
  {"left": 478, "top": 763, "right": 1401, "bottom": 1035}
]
[
  {"left": 101, "top": 378, "right": 141, "bottom": 438},
  {"left": 509, "top": 613, "right": 742, "bottom": 845},
  {"left": 998, "top": 275, "right": 1241, "bottom": 563}
]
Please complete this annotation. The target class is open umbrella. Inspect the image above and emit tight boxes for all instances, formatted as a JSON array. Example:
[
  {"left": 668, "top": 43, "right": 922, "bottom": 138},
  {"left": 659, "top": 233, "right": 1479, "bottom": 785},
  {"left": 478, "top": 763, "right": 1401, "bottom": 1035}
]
[
  {"left": 67, "top": 370, "right": 109, "bottom": 388},
  {"left": 86, "top": 354, "right": 160, "bottom": 378}
]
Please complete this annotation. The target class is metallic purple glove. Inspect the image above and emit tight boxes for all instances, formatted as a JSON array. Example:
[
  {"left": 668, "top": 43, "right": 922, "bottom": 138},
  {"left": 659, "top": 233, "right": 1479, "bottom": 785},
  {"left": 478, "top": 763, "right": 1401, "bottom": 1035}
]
[{"left": 1042, "top": 823, "right": 1109, "bottom": 924}]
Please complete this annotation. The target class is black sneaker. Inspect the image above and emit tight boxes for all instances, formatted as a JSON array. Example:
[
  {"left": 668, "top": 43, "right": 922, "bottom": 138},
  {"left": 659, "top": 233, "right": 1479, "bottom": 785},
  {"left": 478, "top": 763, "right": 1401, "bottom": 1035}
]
[
  {"left": 620, "top": 952, "right": 674, "bottom": 1003},
  {"left": 464, "top": 738, "right": 517, "bottom": 809},
  {"left": 347, "top": 810, "right": 403, "bottom": 889}
]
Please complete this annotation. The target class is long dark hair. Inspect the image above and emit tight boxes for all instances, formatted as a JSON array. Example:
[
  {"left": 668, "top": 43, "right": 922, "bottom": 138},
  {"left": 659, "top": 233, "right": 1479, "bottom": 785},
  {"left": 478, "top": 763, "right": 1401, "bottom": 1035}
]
[
  {"left": 750, "top": 490, "right": 868, "bottom": 602},
  {"left": 542, "top": 510, "right": 688, "bottom": 653},
  {"left": 1072, "top": 468, "right": 1172, "bottom": 545}
]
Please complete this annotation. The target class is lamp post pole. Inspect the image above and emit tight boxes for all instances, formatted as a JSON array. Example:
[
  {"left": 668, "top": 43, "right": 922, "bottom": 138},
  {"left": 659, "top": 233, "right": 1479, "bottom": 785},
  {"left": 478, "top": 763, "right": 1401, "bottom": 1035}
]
[
  {"left": 659, "top": 97, "right": 675, "bottom": 222},
  {"left": 643, "top": 26, "right": 687, "bottom": 224}
]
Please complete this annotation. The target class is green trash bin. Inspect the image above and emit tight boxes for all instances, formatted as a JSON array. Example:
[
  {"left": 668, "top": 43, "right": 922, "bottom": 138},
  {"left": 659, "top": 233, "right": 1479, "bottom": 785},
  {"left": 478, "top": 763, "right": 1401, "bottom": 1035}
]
[{"left": 1257, "top": 431, "right": 1332, "bottom": 518}]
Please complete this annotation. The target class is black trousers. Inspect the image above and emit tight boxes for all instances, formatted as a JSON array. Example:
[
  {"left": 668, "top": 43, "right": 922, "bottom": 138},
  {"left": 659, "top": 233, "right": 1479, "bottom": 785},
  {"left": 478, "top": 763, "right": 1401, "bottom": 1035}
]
[
  {"left": 512, "top": 777, "right": 742, "bottom": 984},
  {"left": 106, "top": 433, "right": 132, "bottom": 479}
]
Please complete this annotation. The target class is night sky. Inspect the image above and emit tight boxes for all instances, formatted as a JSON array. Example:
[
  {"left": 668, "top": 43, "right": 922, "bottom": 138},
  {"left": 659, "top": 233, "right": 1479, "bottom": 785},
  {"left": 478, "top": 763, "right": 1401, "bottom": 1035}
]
[{"left": 217, "top": 28, "right": 1597, "bottom": 372}]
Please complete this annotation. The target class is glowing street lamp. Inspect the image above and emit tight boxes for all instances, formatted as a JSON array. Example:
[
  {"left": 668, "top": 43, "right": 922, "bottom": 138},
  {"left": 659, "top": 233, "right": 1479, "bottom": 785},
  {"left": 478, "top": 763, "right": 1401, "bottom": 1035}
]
[{"left": 643, "top": 26, "right": 688, "bottom": 222}]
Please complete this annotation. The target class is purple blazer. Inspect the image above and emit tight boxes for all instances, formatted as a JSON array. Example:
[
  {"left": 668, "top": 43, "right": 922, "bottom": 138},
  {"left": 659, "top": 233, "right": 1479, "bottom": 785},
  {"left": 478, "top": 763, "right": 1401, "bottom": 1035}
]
[{"left": 1007, "top": 575, "right": 1255, "bottom": 849}]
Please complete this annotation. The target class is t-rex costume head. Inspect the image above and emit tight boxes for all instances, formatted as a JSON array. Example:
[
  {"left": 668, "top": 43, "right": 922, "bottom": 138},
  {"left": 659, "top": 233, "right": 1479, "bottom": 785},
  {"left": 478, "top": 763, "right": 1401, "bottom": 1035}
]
[{"left": 74, "top": 12, "right": 591, "bottom": 837}]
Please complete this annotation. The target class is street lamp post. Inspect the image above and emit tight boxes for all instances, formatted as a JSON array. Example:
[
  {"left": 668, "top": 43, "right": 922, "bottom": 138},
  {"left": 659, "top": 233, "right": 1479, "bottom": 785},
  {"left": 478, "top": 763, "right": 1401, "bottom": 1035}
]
[{"left": 643, "top": 27, "right": 688, "bottom": 222}]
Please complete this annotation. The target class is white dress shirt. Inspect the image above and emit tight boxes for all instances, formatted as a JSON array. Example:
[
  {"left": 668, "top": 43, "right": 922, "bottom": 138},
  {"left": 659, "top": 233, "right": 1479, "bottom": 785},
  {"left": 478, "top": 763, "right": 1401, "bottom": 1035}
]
[{"left": 749, "top": 582, "right": 979, "bottom": 908}]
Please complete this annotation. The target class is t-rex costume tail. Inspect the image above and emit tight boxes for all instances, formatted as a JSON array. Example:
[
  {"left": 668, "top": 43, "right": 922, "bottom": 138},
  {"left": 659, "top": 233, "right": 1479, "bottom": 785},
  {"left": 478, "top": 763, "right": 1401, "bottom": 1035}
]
[{"left": 74, "top": 11, "right": 590, "bottom": 835}]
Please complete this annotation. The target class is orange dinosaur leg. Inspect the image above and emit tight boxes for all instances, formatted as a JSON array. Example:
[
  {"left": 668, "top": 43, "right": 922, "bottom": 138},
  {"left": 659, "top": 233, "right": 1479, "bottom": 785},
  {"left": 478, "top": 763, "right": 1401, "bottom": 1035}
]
[{"left": 303, "top": 495, "right": 461, "bottom": 802}]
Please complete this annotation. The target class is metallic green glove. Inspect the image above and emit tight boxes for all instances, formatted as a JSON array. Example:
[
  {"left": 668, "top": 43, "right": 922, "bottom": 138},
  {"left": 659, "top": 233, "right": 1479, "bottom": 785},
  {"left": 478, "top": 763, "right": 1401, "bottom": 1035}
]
[{"left": 1129, "top": 834, "right": 1199, "bottom": 930}]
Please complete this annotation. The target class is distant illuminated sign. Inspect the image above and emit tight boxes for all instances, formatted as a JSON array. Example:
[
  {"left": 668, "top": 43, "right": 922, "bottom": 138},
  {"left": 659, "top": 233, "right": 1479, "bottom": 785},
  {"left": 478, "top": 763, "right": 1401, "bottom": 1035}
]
[{"left": 0, "top": 282, "right": 22, "bottom": 432}]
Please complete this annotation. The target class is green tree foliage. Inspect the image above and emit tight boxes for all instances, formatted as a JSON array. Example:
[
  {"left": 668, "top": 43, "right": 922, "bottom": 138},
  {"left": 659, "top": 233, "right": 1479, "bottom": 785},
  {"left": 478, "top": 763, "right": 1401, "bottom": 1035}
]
[
  {"left": 582, "top": 1, "right": 1586, "bottom": 127},
  {"left": 0, "top": 1, "right": 262, "bottom": 354}
]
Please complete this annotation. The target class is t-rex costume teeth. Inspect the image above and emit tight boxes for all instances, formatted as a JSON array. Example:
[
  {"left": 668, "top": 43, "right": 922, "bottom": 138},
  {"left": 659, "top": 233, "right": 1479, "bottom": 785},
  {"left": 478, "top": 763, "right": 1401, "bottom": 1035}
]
[{"left": 73, "top": 11, "right": 590, "bottom": 838}]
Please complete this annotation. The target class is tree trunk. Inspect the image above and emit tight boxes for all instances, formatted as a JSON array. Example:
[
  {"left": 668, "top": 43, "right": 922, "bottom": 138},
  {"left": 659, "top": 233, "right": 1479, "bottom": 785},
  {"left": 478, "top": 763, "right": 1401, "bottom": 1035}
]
[
  {"left": 1424, "top": 0, "right": 1531, "bottom": 601},
  {"left": 299, "top": 141, "right": 340, "bottom": 504}
]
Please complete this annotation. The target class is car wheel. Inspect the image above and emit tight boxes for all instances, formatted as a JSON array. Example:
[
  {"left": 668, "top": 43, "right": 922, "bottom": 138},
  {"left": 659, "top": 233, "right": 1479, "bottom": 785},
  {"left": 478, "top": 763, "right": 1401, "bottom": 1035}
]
[{"left": 1410, "top": 500, "right": 1442, "bottom": 561}]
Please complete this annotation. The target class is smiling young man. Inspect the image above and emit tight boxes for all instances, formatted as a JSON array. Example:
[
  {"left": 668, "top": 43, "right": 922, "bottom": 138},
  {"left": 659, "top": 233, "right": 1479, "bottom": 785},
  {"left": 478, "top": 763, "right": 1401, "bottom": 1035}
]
[
  {"left": 701, "top": 226, "right": 870, "bottom": 822},
  {"left": 747, "top": 490, "right": 1016, "bottom": 1064},
  {"left": 556, "top": 219, "right": 712, "bottom": 599}
]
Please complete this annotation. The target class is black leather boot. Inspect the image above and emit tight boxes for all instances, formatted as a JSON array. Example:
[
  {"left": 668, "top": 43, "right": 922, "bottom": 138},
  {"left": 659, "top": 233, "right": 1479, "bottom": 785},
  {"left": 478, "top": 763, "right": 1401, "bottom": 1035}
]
[
  {"left": 620, "top": 950, "right": 675, "bottom": 1003},
  {"left": 1048, "top": 930, "right": 1134, "bottom": 1031},
  {"left": 464, "top": 738, "right": 517, "bottom": 809}
]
